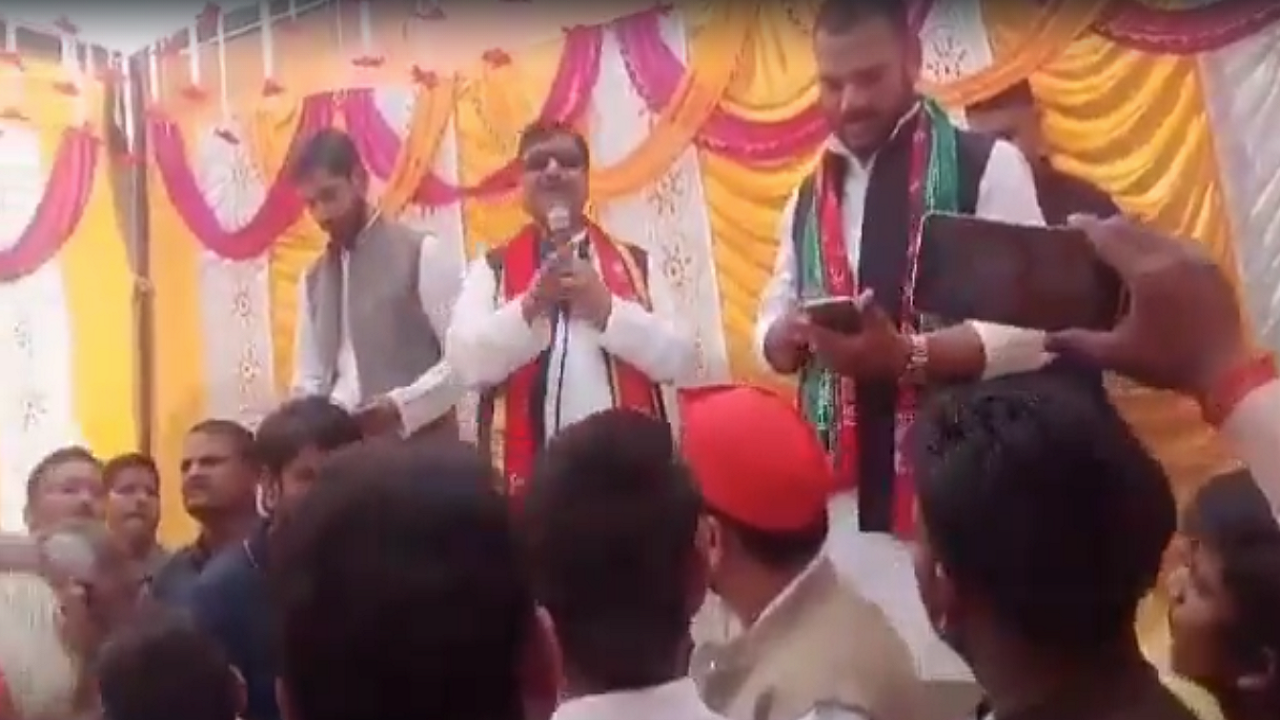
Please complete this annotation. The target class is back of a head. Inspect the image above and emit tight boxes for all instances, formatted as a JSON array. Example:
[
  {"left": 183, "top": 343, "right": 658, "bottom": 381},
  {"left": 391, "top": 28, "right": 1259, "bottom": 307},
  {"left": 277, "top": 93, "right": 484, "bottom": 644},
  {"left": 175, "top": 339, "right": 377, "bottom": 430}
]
[
  {"left": 288, "top": 128, "right": 363, "bottom": 183},
  {"left": 97, "top": 612, "right": 239, "bottom": 720},
  {"left": 269, "top": 440, "right": 533, "bottom": 720},
  {"left": 253, "top": 396, "right": 363, "bottom": 477},
  {"left": 912, "top": 372, "right": 1176, "bottom": 655},
  {"left": 0, "top": 572, "right": 79, "bottom": 720},
  {"left": 522, "top": 409, "right": 701, "bottom": 690}
]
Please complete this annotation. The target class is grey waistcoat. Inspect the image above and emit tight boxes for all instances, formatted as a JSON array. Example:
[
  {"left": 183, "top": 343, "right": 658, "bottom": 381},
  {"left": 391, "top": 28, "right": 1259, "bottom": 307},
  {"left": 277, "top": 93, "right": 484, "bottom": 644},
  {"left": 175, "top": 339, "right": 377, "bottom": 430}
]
[{"left": 302, "top": 216, "right": 442, "bottom": 402}]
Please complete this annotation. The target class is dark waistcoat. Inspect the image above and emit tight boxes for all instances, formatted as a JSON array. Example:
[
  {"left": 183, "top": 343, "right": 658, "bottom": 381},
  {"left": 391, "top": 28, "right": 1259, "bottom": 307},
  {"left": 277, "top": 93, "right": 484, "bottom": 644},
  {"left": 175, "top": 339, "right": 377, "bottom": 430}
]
[{"left": 790, "top": 125, "right": 994, "bottom": 533}]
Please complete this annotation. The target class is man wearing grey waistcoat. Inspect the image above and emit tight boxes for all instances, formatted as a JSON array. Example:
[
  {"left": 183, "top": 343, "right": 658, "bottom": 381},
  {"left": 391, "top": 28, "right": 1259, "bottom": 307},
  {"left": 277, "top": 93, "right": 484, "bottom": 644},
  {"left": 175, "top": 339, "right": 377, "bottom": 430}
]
[{"left": 288, "top": 129, "right": 463, "bottom": 440}]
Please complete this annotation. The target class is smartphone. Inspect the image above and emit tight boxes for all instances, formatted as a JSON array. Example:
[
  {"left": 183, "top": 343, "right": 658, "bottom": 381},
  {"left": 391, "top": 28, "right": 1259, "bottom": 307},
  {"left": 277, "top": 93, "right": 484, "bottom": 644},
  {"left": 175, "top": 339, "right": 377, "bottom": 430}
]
[
  {"left": 915, "top": 212, "right": 1124, "bottom": 332},
  {"left": 802, "top": 296, "right": 863, "bottom": 334}
]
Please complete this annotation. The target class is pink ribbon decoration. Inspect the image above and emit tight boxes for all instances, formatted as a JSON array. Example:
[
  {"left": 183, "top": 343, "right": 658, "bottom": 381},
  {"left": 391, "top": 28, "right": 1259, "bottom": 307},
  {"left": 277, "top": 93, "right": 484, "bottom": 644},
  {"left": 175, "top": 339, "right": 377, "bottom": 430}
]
[
  {"left": 0, "top": 127, "right": 100, "bottom": 281},
  {"left": 342, "top": 21, "right": 604, "bottom": 204},
  {"left": 149, "top": 94, "right": 335, "bottom": 260}
]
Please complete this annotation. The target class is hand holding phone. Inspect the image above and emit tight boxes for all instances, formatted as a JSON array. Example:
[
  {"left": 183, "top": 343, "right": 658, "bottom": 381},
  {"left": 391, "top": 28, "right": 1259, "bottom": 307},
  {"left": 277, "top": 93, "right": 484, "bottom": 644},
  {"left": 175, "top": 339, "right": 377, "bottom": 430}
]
[
  {"left": 915, "top": 212, "right": 1124, "bottom": 332},
  {"left": 801, "top": 295, "right": 865, "bottom": 334}
]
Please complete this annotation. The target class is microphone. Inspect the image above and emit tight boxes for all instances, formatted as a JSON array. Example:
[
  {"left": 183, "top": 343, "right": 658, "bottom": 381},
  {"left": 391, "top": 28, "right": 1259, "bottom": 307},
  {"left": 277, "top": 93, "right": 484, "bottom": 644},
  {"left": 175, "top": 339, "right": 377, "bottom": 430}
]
[
  {"left": 546, "top": 203, "right": 573, "bottom": 245},
  {"left": 545, "top": 203, "right": 574, "bottom": 316}
]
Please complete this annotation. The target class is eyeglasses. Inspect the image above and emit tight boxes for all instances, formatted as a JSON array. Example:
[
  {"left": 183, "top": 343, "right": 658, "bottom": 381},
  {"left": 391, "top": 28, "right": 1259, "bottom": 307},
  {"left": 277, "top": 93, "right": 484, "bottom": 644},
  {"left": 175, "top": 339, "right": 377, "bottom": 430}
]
[{"left": 522, "top": 150, "right": 587, "bottom": 173}]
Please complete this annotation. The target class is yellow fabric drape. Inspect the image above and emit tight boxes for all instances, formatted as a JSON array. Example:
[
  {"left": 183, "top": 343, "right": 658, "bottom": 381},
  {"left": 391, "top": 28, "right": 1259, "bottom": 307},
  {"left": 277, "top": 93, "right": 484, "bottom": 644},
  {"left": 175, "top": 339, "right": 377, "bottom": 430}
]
[
  {"left": 454, "top": 36, "right": 568, "bottom": 256},
  {"left": 925, "top": 0, "right": 1112, "bottom": 106},
  {"left": 148, "top": 145, "right": 206, "bottom": 543},
  {"left": 0, "top": 62, "right": 136, "bottom": 522},
  {"left": 708, "top": 1, "right": 1111, "bottom": 117},
  {"left": 697, "top": 8, "right": 820, "bottom": 383},
  {"left": 59, "top": 81, "right": 139, "bottom": 473},
  {"left": 247, "top": 98, "right": 327, "bottom": 395}
]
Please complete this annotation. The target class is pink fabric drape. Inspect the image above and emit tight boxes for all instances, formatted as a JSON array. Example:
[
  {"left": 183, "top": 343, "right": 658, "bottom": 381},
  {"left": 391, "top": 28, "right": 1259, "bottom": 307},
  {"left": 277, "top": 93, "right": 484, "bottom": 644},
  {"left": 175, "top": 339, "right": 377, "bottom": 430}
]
[
  {"left": 148, "top": 94, "right": 335, "bottom": 260},
  {"left": 617, "top": 11, "right": 827, "bottom": 166},
  {"left": 343, "top": 21, "right": 604, "bottom": 205},
  {"left": 618, "top": 3, "right": 933, "bottom": 166},
  {"left": 1091, "top": 0, "right": 1280, "bottom": 55},
  {"left": 0, "top": 127, "right": 99, "bottom": 281}
]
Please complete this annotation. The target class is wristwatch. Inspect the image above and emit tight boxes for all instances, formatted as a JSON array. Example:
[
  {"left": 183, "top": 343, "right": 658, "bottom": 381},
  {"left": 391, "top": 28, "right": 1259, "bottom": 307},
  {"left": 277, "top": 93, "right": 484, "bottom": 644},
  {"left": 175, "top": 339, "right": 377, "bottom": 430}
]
[{"left": 903, "top": 334, "right": 930, "bottom": 384}]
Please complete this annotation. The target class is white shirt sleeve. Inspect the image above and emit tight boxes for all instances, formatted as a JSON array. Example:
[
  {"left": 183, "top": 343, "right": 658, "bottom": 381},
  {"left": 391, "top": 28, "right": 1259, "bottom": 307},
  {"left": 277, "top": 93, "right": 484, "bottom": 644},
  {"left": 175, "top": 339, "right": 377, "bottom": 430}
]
[
  {"left": 753, "top": 189, "right": 801, "bottom": 373},
  {"left": 384, "top": 233, "right": 467, "bottom": 435},
  {"left": 969, "top": 139, "right": 1055, "bottom": 379},
  {"left": 446, "top": 256, "right": 553, "bottom": 387},
  {"left": 1219, "top": 379, "right": 1280, "bottom": 515},
  {"left": 596, "top": 249, "right": 699, "bottom": 384},
  {"left": 290, "top": 277, "right": 331, "bottom": 397}
]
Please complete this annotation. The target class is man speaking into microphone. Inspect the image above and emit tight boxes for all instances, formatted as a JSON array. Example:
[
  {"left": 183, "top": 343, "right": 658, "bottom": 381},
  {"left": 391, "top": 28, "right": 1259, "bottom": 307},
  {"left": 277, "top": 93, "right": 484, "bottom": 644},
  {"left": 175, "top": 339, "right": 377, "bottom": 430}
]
[{"left": 449, "top": 121, "right": 697, "bottom": 494}]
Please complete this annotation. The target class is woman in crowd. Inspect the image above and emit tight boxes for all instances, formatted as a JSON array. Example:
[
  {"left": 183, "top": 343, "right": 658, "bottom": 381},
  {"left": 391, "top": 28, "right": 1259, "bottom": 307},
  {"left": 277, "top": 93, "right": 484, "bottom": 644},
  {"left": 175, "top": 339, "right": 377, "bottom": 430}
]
[{"left": 1168, "top": 469, "right": 1280, "bottom": 720}]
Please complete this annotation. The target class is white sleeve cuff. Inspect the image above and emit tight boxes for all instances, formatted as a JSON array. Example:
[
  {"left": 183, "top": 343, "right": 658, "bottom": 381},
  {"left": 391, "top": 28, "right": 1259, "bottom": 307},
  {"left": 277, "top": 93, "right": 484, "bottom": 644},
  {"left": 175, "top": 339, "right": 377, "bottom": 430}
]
[
  {"left": 385, "top": 362, "right": 463, "bottom": 437},
  {"left": 970, "top": 322, "right": 1054, "bottom": 379}
]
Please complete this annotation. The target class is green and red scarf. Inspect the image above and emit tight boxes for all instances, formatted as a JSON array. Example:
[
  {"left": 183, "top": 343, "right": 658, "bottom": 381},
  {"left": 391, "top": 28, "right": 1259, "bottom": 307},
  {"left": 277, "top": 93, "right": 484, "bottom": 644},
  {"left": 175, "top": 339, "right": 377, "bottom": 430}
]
[{"left": 797, "top": 98, "right": 960, "bottom": 536}]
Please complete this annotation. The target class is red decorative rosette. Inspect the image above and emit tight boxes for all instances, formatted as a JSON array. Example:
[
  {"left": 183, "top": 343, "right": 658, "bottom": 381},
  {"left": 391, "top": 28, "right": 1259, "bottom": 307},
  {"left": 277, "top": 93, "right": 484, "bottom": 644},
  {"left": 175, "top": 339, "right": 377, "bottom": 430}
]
[
  {"left": 481, "top": 48, "right": 511, "bottom": 67},
  {"left": 410, "top": 65, "right": 438, "bottom": 88}
]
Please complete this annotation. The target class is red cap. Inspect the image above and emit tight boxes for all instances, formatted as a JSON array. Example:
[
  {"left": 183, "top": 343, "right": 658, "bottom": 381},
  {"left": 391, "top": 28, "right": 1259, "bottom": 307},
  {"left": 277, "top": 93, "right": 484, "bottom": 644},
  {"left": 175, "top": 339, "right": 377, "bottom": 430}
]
[{"left": 680, "top": 385, "right": 835, "bottom": 532}]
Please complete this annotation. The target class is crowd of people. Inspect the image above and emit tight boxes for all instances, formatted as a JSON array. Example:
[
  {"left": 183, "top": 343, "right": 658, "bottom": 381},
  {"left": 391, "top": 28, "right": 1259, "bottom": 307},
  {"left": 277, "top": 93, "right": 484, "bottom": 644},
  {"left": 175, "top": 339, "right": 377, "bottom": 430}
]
[{"left": 3, "top": 1, "right": 1280, "bottom": 720}]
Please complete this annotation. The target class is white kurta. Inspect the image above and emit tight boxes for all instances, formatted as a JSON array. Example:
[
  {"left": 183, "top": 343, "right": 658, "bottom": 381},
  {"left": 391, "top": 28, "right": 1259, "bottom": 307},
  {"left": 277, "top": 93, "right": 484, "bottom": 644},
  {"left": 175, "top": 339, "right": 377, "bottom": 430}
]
[{"left": 447, "top": 233, "right": 697, "bottom": 439}]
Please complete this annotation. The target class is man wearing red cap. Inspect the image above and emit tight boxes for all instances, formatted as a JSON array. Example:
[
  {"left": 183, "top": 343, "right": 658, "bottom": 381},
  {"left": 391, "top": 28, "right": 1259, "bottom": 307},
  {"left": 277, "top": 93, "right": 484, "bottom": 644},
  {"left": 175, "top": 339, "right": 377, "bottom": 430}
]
[{"left": 681, "top": 385, "right": 980, "bottom": 720}]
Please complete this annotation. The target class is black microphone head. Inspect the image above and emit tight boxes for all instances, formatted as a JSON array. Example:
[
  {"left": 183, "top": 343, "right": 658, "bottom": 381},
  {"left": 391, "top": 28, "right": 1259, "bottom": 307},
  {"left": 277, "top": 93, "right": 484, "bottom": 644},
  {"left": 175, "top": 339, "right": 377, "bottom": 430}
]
[{"left": 576, "top": 239, "right": 590, "bottom": 260}]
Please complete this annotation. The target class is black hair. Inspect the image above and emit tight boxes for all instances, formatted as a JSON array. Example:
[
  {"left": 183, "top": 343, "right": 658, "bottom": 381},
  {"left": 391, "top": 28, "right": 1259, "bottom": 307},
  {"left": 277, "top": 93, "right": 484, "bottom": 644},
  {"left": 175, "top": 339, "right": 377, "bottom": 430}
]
[
  {"left": 965, "top": 80, "right": 1036, "bottom": 114},
  {"left": 707, "top": 509, "right": 827, "bottom": 570},
  {"left": 103, "top": 452, "right": 159, "bottom": 492},
  {"left": 912, "top": 372, "right": 1175, "bottom": 655},
  {"left": 813, "top": 0, "right": 910, "bottom": 36},
  {"left": 98, "top": 612, "right": 240, "bottom": 720},
  {"left": 521, "top": 409, "right": 700, "bottom": 691},
  {"left": 288, "top": 128, "right": 365, "bottom": 182},
  {"left": 187, "top": 418, "right": 256, "bottom": 463},
  {"left": 252, "top": 396, "right": 362, "bottom": 480},
  {"left": 26, "top": 445, "right": 101, "bottom": 503},
  {"left": 516, "top": 120, "right": 591, "bottom": 167},
  {"left": 269, "top": 439, "right": 533, "bottom": 720},
  {"left": 1183, "top": 469, "right": 1280, "bottom": 697}
]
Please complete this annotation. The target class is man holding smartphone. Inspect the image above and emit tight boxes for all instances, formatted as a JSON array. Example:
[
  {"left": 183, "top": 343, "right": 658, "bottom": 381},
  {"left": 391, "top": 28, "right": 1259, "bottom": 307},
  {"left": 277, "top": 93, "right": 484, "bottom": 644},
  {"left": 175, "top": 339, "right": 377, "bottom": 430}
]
[
  {"left": 755, "top": 0, "right": 1055, "bottom": 537},
  {"left": 448, "top": 121, "right": 698, "bottom": 496}
]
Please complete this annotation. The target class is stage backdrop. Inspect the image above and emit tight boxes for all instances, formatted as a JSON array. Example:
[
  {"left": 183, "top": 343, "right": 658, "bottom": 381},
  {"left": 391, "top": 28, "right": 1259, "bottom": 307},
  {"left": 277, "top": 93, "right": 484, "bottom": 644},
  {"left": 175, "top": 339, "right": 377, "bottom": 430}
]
[
  {"left": 0, "top": 58, "right": 138, "bottom": 531},
  {"left": 145, "top": 0, "right": 1280, "bottom": 544}
]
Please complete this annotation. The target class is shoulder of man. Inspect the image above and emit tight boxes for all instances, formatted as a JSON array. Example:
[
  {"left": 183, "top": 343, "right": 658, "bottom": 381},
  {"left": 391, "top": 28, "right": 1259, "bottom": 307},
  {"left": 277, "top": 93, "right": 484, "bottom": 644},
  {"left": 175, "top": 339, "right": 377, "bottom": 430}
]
[{"left": 187, "top": 545, "right": 255, "bottom": 620}]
